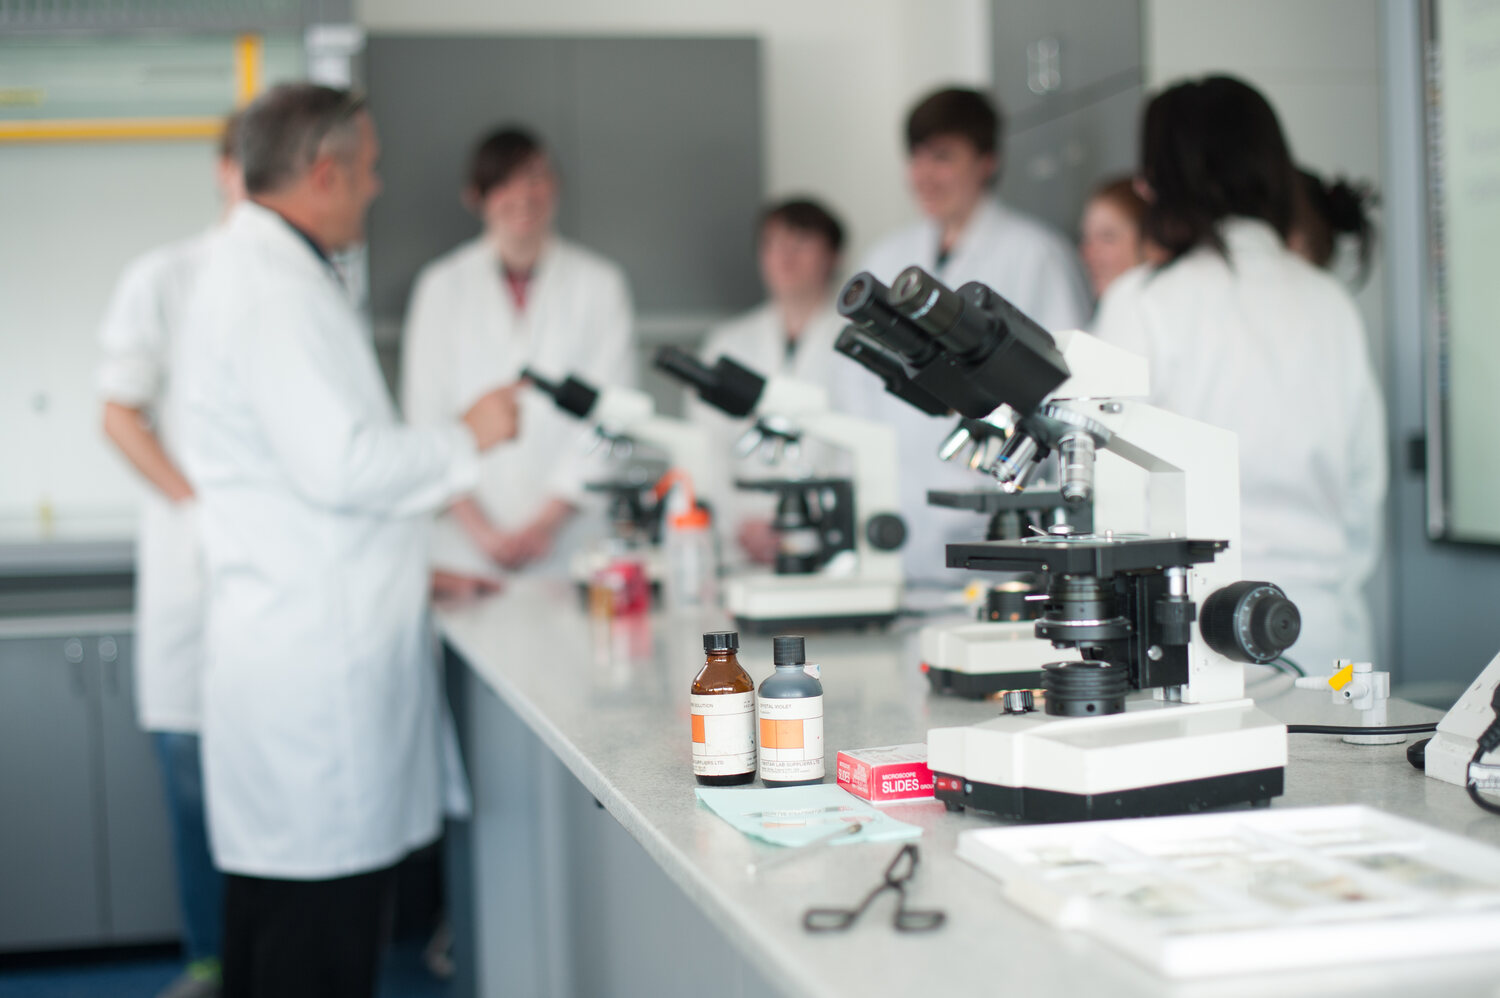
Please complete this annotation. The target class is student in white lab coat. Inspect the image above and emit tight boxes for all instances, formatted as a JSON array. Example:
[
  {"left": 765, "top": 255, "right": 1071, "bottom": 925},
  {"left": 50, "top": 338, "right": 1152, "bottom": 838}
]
[
  {"left": 838, "top": 87, "right": 1092, "bottom": 581},
  {"left": 402, "top": 126, "right": 636, "bottom": 577},
  {"left": 1078, "top": 175, "right": 1154, "bottom": 302},
  {"left": 97, "top": 112, "right": 241, "bottom": 998},
  {"left": 175, "top": 84, "right": 521, "bottom": 998},
  {"left": 1092, "top": 75, "right": 1387, "bottom": 673},
  {"left": 691, "top": 198, "right": 848, "bottom": 564}
]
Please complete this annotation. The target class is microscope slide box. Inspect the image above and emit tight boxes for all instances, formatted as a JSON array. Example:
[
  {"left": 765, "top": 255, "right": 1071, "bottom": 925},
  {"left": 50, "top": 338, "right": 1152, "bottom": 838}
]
[
  {"left": 836, "top": 744, "right": 935, "bottom": 803},
  {"left": 958, "top": 805, "right": 1500, "bottom": 978}
]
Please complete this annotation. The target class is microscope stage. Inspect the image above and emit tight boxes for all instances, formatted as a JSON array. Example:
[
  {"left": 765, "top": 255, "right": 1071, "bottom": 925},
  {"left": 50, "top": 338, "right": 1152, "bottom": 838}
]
[
  {"left": 920, "top": 619, "right": 1077, "bottom": 698},
  {"left": 947, "top": 535, "right": 1227, "bottom": 575},
  {"left": 726, "top": 574, "right": 900, "bottom": 633},
  {"left": 929, "top": 697, "right": 1286, "bottom": 821}
]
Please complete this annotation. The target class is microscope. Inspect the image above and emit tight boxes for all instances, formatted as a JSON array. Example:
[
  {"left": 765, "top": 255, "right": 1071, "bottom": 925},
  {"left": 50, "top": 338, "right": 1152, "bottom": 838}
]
[
  {"left": 919, "top": 479, "right": 1092, "bottom": 699},
  {"left": 836, "top": 267, "right": 1301, "bottom": 820},
  {"left": 524, "top": 368, "right": 713, "bottom": 592},
  {"left": 654, "top": 346, "right": 906, "bottom": 632}
]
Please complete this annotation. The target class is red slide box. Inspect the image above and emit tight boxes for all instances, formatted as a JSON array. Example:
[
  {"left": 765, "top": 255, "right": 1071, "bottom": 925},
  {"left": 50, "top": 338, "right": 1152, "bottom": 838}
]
[{"left": 835, "top": 744, "right": 935, "bottom": 803}]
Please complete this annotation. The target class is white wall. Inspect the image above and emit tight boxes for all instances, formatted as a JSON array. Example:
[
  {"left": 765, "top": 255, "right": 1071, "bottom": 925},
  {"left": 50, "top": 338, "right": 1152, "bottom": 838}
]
[
  {"left": 1145, "top": 0, "right": 1386, "bottom": 373},
  {"left": 353, "top": 0, "right": 993, "bottom": 269},
  {"left": 0, "top": 141, "right": 220, "bottom": 533}
]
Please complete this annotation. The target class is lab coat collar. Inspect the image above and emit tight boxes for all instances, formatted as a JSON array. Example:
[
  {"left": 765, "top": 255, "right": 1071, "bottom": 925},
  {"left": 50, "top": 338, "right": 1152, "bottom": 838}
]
[
  {"left": 482, "top": 234, "right": 560, "bottom": 320},
  {"left": 1219, "top": 217, "right": 1284, "bottom": 257},
  {"left": 232, "top": 201, "right": 343, "bottom": 283},
  {"left": 927, "top": 198, "right": 1006, "bottom": 273}
]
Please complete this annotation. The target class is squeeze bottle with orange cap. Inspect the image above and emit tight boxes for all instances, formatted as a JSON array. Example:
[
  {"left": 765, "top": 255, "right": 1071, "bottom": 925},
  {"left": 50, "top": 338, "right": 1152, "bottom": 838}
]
[{"left": 661, "top": 473, "right": 718, "bottom": 610}]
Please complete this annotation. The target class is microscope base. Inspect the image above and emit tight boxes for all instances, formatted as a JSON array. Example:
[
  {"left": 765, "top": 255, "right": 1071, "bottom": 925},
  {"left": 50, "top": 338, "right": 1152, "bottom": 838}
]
[
  {"left": 929, "top": 697, "right": 1286, "bottom": 821},
  {"left": 919, "top": 619, "right": 1076, "bottom": 699},
  {"left": 727, "top": 575, "right": 900, "bottom": 633}
]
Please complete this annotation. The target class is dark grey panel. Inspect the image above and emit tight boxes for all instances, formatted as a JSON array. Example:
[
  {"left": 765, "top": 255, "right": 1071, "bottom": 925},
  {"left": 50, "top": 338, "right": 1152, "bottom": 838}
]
[
  {"left": 998, "top": 83, "right": 1145, "bottom": 236},
  {"left": 97, "top": 634, "right": 180, "bottom": 942},
  {"left": 0, "top": 637, "right": 105, "bottom": 949},
  {"left": 569, "top": 38, "right": 763, "bottom": 314},
  {"left": 363, "top": 35, "right": 763, "bottom": 328},
  {"left": 990, "top": 0, "right": 1144, "bottom": 124},
  {"left": 363, "top": 36, "right": 575, "bottom": 323}
]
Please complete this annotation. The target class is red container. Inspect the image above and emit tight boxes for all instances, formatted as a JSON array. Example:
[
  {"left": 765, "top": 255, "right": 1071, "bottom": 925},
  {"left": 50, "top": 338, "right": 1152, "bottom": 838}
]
[{"left": 835, "top": 744, "right": 935, "bottom": 803}]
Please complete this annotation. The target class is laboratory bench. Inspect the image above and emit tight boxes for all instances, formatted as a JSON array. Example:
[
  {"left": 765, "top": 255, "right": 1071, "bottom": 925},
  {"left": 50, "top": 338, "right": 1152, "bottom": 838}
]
[{"left": 438, "top": 579, "right": 1500, "bottom": 998}]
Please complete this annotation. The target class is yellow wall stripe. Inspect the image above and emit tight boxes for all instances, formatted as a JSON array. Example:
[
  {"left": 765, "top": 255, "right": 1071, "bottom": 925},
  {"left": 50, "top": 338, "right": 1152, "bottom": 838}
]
[
  {"left": 0, "top": 117, "right": 224, "bottom": 143},
  {"left": 235, "top": 34, "right": 263, "bottom": 106}
]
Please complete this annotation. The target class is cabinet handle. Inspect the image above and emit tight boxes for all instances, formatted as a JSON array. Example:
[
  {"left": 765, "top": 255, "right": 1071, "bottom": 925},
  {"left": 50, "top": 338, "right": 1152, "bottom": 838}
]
[
  {"left": 98, "top": 636, "right": 118, "bottom": 663},
  {"left": 1027, "top": 36, "right": 1062, "bottom": 96},
  {"left": 64, "top": 638, "right": 86, "bottom": 696}
]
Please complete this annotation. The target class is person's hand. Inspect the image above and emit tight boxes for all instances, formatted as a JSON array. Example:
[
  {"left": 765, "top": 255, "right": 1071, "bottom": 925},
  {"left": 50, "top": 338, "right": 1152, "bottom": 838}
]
[
  {"left": 479, "top": 500, "right": 575, "bottom": 570},
  {"left": 737, "top": 518, "right": 779, "bottom": 565},
  {"left": 430, "top": 569, "right": 503, "bottom": 603},
  {"left": 462, "top": 381, "right": 523, "bottom": 451}
]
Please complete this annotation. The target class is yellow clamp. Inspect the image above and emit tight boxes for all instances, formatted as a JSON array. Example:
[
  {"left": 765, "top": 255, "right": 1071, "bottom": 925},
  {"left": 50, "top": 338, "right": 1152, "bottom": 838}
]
[{"left": 1328, "top": 663, "right": 1355, "bottom": 691}]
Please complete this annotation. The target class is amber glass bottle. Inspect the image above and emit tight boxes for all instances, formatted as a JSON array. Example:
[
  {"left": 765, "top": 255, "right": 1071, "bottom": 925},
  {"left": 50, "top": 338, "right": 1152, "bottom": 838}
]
[{"left": 690, "top": 631, "right": 757, "bottom": 786}]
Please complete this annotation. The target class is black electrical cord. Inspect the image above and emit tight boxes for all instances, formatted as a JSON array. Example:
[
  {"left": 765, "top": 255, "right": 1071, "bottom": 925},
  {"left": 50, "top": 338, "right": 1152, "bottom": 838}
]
[{"left": 1286, "top": 722, "right": 1438, "bottom": 735}]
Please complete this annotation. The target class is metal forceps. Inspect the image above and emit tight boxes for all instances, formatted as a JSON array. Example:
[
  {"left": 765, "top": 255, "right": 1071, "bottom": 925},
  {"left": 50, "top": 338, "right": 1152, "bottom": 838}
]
[{"left": 802, "top": 844, "right": 946, "bottom": 933}]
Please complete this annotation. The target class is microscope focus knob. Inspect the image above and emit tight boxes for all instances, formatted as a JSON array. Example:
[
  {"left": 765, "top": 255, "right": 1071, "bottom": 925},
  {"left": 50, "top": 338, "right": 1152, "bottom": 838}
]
[
  {"left": 1200, "top": 581, "right": 1301, "bottom": 664},
  {"left": 866, "top": 514, "right": 907, "bottom": 551}
]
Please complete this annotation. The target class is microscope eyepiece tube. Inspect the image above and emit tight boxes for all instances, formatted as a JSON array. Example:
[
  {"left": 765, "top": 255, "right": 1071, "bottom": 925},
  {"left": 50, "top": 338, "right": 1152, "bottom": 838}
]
[
  {"left": 653, "top": 346, "right": 765, "bottom": 417},
  {"left": 834, "top": 325, "right": 951, "bottom": 416},
  {"left": 836, "top": 272, "right": 938, "bottom": 362},
  {"left": 653, "top": 346, "right": 718, "bottom": 393},
  {"left": 889, "top": 266, "right": 964, "bottom": 335}
]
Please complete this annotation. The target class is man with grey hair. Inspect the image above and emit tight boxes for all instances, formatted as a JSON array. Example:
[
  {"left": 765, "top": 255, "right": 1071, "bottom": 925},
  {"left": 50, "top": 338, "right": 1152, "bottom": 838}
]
[{"left": 175, "top": 83, "right": 521, "bottom": 998}]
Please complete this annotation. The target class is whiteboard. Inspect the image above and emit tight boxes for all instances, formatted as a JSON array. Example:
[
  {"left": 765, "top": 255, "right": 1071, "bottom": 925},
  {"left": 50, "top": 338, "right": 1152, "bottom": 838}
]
[{"left": 1426, "top": 0, "right": 1500, "bottom": 544}]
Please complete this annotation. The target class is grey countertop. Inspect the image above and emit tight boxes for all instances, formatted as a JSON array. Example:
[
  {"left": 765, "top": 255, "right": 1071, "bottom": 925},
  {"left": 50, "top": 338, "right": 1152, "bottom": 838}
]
[{"left": 439, "top": 580, "right": 1500, "bottom": 998}]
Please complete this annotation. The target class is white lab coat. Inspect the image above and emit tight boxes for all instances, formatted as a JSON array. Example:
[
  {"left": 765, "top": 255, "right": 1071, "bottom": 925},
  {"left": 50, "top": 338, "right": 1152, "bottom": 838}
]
[
  {"left": 1092, "top": 218, "right": 1387, "bottom": 673},
  {"left": 176, "top": 202, "right": 480, "bottom": 879},
  {"left": 688, "top": 302, "right": 848, "bottom": 536},
  {"left": 401, "top": 235, "right": 635, "bottom": 575},
  {"left": 835, "top": 198, "right": 1092, "bottom": 580},
  {"left": 97, "top": 233, "right": 213, "bottom": 734}
]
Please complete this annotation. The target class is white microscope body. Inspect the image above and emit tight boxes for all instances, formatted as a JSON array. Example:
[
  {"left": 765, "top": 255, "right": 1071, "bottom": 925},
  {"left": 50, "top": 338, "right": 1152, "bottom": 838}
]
[
  {"left": 926, "top": 329, "right": 1292, "bottom": 819},
  {"left": 653, "top": 346, "right": 906, "bottom": 632},
  {"left": 525, "top": 369, "right": 714, "bottom": 587},
  {"left": 722, "top": 375, "right": 905, "bottom": 632}
]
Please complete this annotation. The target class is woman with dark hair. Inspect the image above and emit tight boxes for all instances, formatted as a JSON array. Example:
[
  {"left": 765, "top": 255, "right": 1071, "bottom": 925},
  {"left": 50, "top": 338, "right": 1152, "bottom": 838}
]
[
  {"left": 1289, "top": 167, "right": 1379, "bottom": 284},
  {"left": 402, "top": 126, "right": 636, "bottom": 577},
  {"left": 1093, "top": 75, "right": 1387, "bottom": 674}
]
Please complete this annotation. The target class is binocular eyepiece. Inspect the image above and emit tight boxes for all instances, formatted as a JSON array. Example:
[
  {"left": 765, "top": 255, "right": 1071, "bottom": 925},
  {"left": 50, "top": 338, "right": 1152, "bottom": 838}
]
[
  {"left": 653, "top": 346, "right": 766, "bottom": 418},
  {"left": 833, "top": 266, "right": 1070, "bottom": 421},
  {"left": 521, "top": 366, "right": 599, "bottom": 419}
]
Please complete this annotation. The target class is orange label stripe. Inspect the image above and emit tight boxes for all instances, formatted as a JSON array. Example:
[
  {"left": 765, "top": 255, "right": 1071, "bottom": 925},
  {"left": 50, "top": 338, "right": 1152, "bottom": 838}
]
[
  {"left": 760, "top": 718, "right": 804, "bottom": 750},
  {"left": 691, "top": 714, "right": 706, "bottom": 744}
]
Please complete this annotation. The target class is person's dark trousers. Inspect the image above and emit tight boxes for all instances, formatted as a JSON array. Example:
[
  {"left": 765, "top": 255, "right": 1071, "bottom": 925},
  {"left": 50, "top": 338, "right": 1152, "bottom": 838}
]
[
  {"left": 221, "top": 862, "right": 398, "bottom": 998},
  {"left": 153, "top": 731, "right": 224, "bottom": 968}
]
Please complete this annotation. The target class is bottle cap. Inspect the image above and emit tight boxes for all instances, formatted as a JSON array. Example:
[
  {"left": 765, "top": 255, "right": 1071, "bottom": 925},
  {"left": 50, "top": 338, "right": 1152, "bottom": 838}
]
[
  {"left": 703, "top": 630, "right": 739, "bottom": 652},
  {"left": 772, "top": 634, "right": 806, "bottom": 666},
  {"left": 671, "top": 506, "right": 712, "bottom": 531}
]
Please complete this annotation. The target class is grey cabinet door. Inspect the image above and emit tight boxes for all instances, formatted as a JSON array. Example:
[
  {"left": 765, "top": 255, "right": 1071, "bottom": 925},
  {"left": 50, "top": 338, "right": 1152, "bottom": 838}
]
[
  {"left": 998, "top": 82, "right": 1146, "bottom": 236},
  {"left": 0, "top": 636, "right": 106, "bottom": 949},
  {"left": 96, "top": 633, "right": 180, "bottom": 942},
  {"left": 364, "top": 35, "right": 764, "bottom": 329},
  {"left": 569, "top": 38, "right": 763, "bottom": 314},
  {"left": 991, "top": 0, "right": 1144, "bottom": 123},
  {"left": 364, "top": 36, "right": 574, "bottom": 326}
]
